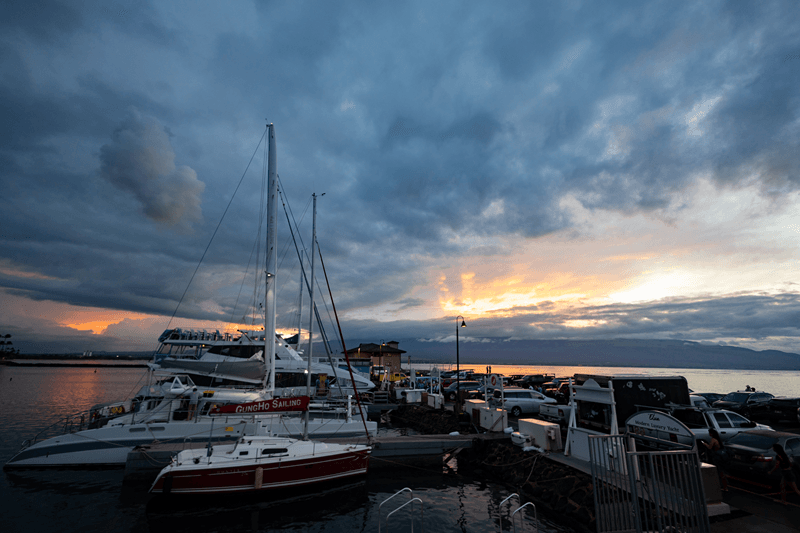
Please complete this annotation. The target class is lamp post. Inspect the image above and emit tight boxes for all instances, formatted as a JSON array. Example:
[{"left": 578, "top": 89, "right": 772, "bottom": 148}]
[
  {"left": 456, "top": 316, "right": 466, "bottom": 411},
  {"left": 379, "top": 339, "right": 385, "bottom": 383}
]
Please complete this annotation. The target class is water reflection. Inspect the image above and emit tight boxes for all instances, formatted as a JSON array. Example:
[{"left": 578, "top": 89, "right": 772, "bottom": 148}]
[{"left": 145, "top": 480, "right": 370, "bottom": 533}]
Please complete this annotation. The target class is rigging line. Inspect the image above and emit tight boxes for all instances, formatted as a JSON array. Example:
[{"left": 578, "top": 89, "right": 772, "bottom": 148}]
[
  {"left": 277, "top": 189, "right": 311, "bottom": 312},
  {"left": 279, "top": 193, "right": 339, "bottom": 357},
  {"left": 274, "top": 190, "right": 310, "bottom": 310},
  {"left": 318, "top": 243, "right": 370, "bottom": 437},
  {"left": 277, "top": 192, "right": 343, "bottom": 394},
  {"left": 161, "top": 127, "right": 268, "bottom": 337},
  {"left": 227, "top": 225, "right": 262, "bottom": 327},
  {"left": 276, "top": 187, "right": 339, "bottom": 348}
]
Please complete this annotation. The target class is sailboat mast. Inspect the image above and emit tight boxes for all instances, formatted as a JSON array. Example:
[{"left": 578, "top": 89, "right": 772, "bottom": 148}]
[
  {"left": 303, "top": 192, "right": 318, "bottom": 440},
  {"left": 263, "top": 123, "right": 277, "bottom": 393}
]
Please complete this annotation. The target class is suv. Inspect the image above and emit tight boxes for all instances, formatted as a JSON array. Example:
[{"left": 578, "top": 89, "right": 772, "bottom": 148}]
[
  {"left": 489, "top": 387, "right": 556, "bottom": 417},
  {"left": 749, "top": 397, "right": 800, "bottom": 424},
  {"left": 713, "top": 391, "right": 774, "bottom": 417}
]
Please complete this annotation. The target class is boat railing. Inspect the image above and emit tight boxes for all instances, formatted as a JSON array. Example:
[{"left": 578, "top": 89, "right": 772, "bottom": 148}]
[{"left": 22, "top": 409, "right": 94, "bottom": 449}]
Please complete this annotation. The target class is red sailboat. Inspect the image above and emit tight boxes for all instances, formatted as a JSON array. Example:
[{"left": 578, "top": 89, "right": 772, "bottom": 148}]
[{"left": 148, "top": 435, "right": 370, "bottom": 494}]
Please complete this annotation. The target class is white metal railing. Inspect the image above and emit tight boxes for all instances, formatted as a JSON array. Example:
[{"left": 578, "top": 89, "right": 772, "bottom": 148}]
[{"left": 379, "top": 488, "right": 424, "bottom": 533}]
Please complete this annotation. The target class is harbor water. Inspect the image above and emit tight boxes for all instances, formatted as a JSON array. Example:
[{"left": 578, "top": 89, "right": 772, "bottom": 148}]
[{"left": 1, "top": 363, "right": 798, "bottom": 532}]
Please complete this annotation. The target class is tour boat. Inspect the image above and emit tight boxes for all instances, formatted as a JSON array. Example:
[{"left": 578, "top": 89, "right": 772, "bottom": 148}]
[{"left": 151, "top": 327, "right": 375, "bottom": 398}]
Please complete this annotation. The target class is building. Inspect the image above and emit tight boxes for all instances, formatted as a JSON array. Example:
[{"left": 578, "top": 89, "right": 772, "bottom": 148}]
[{"left": 345, "top": 341, "right": 406, "bottom": 376}]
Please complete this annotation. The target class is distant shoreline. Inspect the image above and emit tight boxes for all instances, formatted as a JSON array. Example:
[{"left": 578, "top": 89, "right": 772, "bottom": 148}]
[{"left": 0, "top": 359, "right": 148, "bottom": 368}]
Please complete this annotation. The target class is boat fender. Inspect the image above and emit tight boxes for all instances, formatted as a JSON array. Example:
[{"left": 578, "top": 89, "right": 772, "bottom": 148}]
[{"left": 254, "top": 467, "right": 263, "bottom": 489}]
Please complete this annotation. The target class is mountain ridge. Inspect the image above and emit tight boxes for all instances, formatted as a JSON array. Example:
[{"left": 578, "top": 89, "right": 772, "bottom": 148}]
[{"left": 386, "top": 338, "right": 800, "bottom": 370}]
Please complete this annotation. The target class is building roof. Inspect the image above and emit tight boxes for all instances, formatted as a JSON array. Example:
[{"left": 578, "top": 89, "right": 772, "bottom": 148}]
[{"left": 345, "top": 342, "right": 406, "bottom": 355}]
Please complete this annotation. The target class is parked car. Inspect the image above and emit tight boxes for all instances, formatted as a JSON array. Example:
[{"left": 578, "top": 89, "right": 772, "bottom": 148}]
[
  {"left": 488, "top": 387, "right": 556, "bottom": 417},
  {"left": 723, "top": 430, "right": 800, "bottom": 483},
  {"left": 667, "top": 407, "right": 772, "bottom": 443},
  {"left": 712, "top": 391, "right": 774, "bottom": 417},
  {"left": 748, "top": 397, "right": 800, "bottom": 424},
  {"left": 689, "top": 395, "right": 713, "bottom": 409},
  {"left": 693, "top": 392, "right": 724, "bottom": 405},
  {"left": 443, "top": 380, "right": 482, "bottom": 401},
  {"left": 511, "top": 374, "right": 555, "bottom": 389}
]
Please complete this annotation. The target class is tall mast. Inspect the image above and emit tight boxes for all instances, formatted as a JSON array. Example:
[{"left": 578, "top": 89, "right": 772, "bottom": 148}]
[
  {"left": 303, "top": 192, "right": 318, "bottom": 440},
  {"left": 263, "top": 123, "right": 277, "bottom": 393}
]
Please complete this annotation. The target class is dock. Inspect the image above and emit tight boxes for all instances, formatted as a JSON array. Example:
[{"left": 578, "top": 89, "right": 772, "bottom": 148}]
[{"left": 123, "top": 432, "right": 508, "bottom": 481}]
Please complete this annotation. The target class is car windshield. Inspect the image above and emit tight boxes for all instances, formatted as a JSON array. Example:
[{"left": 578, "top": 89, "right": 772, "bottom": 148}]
[
  {"left": 721, "top": 393, "right": 749, "bottom": 403},
  {"left": 726, "top": 433, "right": 778, "bottom": 449}
]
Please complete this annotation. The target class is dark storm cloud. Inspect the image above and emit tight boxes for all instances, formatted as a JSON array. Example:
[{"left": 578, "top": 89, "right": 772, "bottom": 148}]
[
  {"left": 2, "top": 0, "right": 800, "bottom": 354},
  {"left": 99, "top": 110, "right": 205, "bottom": 227},
  {"left": 0, "top": 0, "right": 83, "bottom": 42}
]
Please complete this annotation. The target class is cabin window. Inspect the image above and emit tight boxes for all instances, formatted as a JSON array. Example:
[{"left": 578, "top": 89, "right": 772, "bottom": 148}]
[
  {"left": 239, "top": 451, "right": 249, "bottom": 456},
  {"left": 262, "top": 448, "right": 288, "bottom": 455}
]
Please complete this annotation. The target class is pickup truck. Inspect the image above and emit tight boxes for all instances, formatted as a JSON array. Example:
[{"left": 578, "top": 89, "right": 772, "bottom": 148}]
[
  {"left": 658, "top": 407, "right": 772, "bottom": 443},
  {"left": 539, "top": 403, "right": 572, "bottom": 426}
]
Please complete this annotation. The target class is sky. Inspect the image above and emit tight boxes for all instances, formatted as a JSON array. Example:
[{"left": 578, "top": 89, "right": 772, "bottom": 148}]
[{"left": 2, "top": 1, "right": 800, "bottom": 358}]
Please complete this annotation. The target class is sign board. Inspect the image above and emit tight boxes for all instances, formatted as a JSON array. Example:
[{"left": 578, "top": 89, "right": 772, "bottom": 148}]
[
  {"left": 626, "top": 410, "right": 695, "bottom": 449},
  {"left": 488, "top": 374, "right": 501, "bottom": 388},
  {"left": 210, "top": 396, "right": 310, "bottom": 414}
]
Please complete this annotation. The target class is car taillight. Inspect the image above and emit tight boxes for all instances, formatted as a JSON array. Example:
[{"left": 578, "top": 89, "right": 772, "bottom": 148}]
[{"left": 754, "top": 455, "right": 773, "bottom": 462}]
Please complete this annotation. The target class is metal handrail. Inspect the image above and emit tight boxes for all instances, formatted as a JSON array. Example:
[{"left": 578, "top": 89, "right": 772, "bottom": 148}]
[
  {"left": 511, "top": 502, "right": 537, "bottom": 533},
  {"left": 385, "top": 497, "right": 423, "bottom": 533},
  {"left": 498, "top": 493, "right": 520, "bottom": 531},
  {"left": 378, "top": 488, "right": 414, "bottom": 533}
]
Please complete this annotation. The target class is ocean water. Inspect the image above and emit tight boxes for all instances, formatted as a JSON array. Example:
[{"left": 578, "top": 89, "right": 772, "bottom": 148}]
[{"left": 0, "top": 364, "right": 566, "bottom": 533}]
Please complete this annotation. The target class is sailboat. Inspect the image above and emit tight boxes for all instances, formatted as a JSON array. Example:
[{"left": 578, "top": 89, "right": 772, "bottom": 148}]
[
  {"left": 3, "top": 124, "right": 375, "bottom": 470},
  {"left": 149, "top": 125, "right": 371, "bottom": 494}
]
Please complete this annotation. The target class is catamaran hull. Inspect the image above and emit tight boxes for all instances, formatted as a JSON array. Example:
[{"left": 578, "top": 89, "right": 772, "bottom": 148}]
[
  {"left": 4, "top": 423, "right": 246, "bottom": 469},
  {"left": 4, "top": 417, "right": 376, "bottom": 469},
  {"left": 150, "top": 448, "right": 370, "bottom": 494}
]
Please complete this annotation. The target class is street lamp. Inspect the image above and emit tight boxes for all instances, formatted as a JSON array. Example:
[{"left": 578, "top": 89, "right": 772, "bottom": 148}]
[
  {"left": 456, "top": 316, "right": 466, "bottom": 410},
  {"left": 379, "top": 339, "right": 385, "bottom": 383}
]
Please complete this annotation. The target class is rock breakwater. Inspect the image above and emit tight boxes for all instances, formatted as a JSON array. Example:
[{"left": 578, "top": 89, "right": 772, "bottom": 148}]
[{"left": 391, "top": 405, "right": 595, "bottom": 532}]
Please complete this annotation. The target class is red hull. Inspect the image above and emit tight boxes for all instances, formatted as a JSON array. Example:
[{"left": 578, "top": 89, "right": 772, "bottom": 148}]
[{"left": 151, "top": 449, "right": 369, "bottom": 494}]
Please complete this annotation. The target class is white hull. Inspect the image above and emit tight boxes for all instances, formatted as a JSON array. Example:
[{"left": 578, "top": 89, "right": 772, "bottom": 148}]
[{"left": 6, "top": 414, "right": 375, "bottom": 468}]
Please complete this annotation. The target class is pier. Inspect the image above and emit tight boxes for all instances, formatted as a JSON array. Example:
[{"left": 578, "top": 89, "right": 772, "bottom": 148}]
[{"left": 123, "top": 432, "right": 508, "bottom": 481}]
